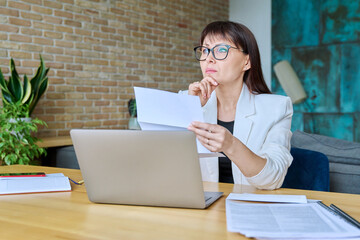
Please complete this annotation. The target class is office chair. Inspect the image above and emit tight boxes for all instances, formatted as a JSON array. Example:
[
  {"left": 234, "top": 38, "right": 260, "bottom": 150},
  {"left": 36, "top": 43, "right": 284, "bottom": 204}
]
[{"left": 282, "top": 147, "right": 330, "bottom": 191}]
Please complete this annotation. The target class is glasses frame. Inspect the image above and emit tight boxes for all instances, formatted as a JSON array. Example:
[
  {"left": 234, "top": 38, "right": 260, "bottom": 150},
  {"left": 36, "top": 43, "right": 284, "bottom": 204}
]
[{"left": 193, "top": 44, "right": 241, "bottom": 61}]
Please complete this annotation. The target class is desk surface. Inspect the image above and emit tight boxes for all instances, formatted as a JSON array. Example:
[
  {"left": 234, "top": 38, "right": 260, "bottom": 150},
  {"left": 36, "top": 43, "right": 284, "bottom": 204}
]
[
  {"left": 0, "top": 165, "right": 359, "bottom": 240},
  {"left": 36, "top": 136, "right": 72, "bottom": 148}
]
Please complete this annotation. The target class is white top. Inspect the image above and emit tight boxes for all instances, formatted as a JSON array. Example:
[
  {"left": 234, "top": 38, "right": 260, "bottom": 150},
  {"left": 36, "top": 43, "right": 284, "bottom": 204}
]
[{"left": 181, "top": 84, "right": 293, "bottom": 190}]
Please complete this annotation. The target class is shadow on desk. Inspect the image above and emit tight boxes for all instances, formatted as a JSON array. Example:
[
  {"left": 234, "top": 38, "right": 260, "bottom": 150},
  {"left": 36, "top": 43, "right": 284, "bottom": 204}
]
[{"left": 43, "top": 146, "right": 80, "bottom": 169}]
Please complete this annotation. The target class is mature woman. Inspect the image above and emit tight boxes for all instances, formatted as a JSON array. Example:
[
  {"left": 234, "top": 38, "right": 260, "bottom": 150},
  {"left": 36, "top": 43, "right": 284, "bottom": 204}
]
[{"left": 186, "top": 21, "right": 293, "bottom": 190}]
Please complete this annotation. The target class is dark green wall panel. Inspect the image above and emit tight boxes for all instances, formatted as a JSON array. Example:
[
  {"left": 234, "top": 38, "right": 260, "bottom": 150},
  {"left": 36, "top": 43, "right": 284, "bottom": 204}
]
[
  {"left": 272, "top": 0, "right": 320, "bottom": 48},
  {"left": 340, "top": 44, "right": 360, "bottom": 112},
  {"left": 321, "top": 0, "right": 360, "bottom": 44},
  {"left": 304, "top": 114, "right": 354, "bottom": 141},
  {"left": 355, "top": 113, "right": 360, "bottom": 142},
  {"left": 292, "top": 46, "right": 341, "bottom": 113},
  {"left": 272, "top": 0, "right": 359, "bottom": 142}
]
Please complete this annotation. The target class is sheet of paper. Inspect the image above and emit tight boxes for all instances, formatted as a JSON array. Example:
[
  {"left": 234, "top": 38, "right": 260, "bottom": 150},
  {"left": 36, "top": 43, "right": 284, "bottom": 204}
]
[
  {"left": 226, "top": 199, "right": 360, "bottom": 239},
  {"left": 134, "top": 87, "right": 224, "bottom": 157},
  {"left": 0, "top": 173, "right": 71, "bottom": 195},
  {"left": 227, "top": 193, "right": 308, "bottom": 204}
]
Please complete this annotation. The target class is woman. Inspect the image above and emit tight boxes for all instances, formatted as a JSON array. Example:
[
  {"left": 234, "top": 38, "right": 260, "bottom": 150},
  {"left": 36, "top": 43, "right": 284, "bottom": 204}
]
[{"left": 186, "top": 21, "right": 293, "bottom": 190}]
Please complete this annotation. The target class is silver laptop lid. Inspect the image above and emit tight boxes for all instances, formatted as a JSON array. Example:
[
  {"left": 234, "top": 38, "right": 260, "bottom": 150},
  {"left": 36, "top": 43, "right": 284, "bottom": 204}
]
[{"left": 70, "top": 130, "right": 207, "bottom": 209}]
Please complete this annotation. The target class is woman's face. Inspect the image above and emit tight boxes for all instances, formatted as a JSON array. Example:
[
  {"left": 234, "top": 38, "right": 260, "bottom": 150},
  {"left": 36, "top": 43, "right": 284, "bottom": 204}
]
[{"left": 200, "top": 35, "right": 250, "bottom": 85}]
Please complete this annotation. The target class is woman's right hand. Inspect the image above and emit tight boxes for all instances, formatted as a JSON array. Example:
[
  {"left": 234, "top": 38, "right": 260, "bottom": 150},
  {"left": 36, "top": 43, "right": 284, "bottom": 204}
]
[{"left": 188, "top": 76, "right": 218, "bottom": 107}]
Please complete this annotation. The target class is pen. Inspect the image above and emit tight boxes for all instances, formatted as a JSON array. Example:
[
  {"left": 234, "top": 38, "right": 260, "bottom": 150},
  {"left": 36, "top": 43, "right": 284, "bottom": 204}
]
[
  {"left": 329, "top": 204, "right": 360, "bottom": 229},
  {"left": 68, "top": 178, "right": 84, "bottom": 185}
]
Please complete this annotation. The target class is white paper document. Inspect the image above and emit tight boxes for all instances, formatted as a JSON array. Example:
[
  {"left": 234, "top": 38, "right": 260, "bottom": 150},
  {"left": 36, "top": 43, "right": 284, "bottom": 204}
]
[
  {"left": 226, "top": 194, "right": 360, "bottom": 239},
  {"left": 0, "top": 173, "right": 71, "bottom": 195},
  {"left": 227, "top": 193, "right": 308, "bottom": 204},
  {"left": 134, "top": 87, "right": 224, "bottom": 157}
]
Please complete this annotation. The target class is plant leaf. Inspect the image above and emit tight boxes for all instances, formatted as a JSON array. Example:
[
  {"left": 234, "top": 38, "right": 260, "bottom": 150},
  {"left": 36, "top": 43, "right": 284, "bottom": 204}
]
[
  {"left": 2, "top": 90, "right": 14, "bottom": 104},
  {"left": 29, "top": 77, "right": 48, "bottom": 116},
  {"left": 28, "top": 55, "right": 49, "bottom": 116},
  {"left": 0, "top": 68, "right": 9, "bottom": 91},
  {"left": 21, "top": 75, "right": 32, "bottom": 104},
  {"left": 9, "top": 58, "right": 23, "bottom": 102}
]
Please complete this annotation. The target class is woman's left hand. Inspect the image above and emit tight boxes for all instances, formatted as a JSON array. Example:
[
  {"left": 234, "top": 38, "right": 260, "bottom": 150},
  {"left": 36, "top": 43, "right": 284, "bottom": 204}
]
[{"left": 187, "top": 121, "right": 234, "bottom": 153}]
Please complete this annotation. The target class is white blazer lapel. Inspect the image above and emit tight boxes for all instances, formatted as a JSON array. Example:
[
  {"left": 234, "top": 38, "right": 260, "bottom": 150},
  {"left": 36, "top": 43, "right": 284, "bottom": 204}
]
[
  {"left": 200, "top": 91, "right": 218, "bottom": 182},
  {"left": 202, "top": 91, "right": 217, "bottom": 124},
  {"left": 233, "top": 84, "right": 255, "bottom": 145},
  {"left": 232, "top": 84, "right": 255, "bottom": 184}
]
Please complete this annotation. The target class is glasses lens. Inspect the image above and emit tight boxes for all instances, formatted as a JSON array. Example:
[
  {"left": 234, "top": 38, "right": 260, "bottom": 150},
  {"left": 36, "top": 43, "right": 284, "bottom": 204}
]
[
  {"left": 214, "top": 45, "right": 229, "bottom": 60},
  {"left": 195, "top": 47, "right": 208, "bottom": 61}
]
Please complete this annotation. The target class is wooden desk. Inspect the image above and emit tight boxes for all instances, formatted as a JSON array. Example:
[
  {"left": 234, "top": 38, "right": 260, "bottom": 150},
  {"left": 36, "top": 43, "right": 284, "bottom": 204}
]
[
  {"left": 36, "top": 136, "right": 72, "bottom": 148},
  {"left": 0, "top": 165, "right": 359, "bottom": 240}
]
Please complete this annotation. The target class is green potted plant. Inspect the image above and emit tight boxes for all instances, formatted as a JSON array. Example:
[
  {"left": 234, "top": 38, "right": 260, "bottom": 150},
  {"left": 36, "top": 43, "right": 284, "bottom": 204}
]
[
  {"left": 0, "top": 56, "right": 49, "bottom": 165},
  {"left": 0, "top": 103, "right": 46, "bottom": 165},
  {"left": 128, "top": 98, "right": 140, "bottom": 130}
]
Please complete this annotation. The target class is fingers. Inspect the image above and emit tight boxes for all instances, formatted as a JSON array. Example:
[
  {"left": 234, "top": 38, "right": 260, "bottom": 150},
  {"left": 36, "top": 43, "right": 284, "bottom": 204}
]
[
  {"left": 196, "top": 134, "right": 218, "bottom": 152},
  {"left": 188, "top": 121, "right": 230, "bottom": 152},
  {"left": 189, "top": 121, "right": 217, "bottom": 133},
  {"left": 188, "top": 77, "right": 218, "bottom": 99}
]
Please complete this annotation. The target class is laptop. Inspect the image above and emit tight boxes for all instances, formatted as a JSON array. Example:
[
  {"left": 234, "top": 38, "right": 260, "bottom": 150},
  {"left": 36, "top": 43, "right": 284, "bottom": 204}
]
[{"left": 70, "top": 129, "right": 223, "bottom": 209}]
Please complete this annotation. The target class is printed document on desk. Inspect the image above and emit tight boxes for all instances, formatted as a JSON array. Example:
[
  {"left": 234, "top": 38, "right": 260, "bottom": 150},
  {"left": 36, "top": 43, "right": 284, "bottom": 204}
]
[
  {"left": 134, "top": 87, "right": 223, "bottom": 157},
  {"left": 0, "top": 173, "right": 71, "bottom": 195},
  {"left": 226, "top": 193, "right": 360, "bottom": 239}
]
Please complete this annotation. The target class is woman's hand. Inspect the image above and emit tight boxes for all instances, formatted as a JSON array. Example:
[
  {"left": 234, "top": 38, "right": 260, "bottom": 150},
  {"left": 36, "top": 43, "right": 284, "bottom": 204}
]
[
  {"left": 188, "top": 76, "right": 218, "bottom": 107},
  {"left": 188, "top": 121, "right": 234, "bottom": 153}
]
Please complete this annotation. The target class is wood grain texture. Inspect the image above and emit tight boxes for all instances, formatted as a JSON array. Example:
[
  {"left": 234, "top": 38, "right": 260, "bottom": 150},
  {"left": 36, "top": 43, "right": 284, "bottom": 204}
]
[
  {"left": 36, "top": 136, "right": 73, "bottom": 148},
  {"left": 0, "top": 165, "right": 359, "bottom": 240}
]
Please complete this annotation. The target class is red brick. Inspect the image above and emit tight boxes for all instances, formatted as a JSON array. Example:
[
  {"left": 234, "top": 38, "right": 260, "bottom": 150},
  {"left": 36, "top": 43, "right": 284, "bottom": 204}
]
[
  {"left": 22, "top": 60, "right": 40, "bottom": 67},
  {"left": 7, "top": 0, "right": 230, "bottom": 138},
  {"left": 22, "top": 28, "right": 42, "bottom": 36},
  {"left": 0, "top": 24, "right": 18, "bottom": 33},
  {"left": 75, "top": 14, "right": 91, "bottom": 22},
  {"left": 66, "top": 93, "right": 84, "bottom": 99},
  {"left": 77, "top": 100, "right": 93, "bottom": 106},
  {"left": 101, "top": 26, "right": 116, "bottom": 33},
  {"left": 43, "top": 16, "right": 62, "bottom": 24},
  {"left": 66, "top": 107, "right": 83, "bottom": 114},
  {"left": 56, "top": 101, "right": 75, "bottom": 107},
  {"left": 94, "top": 114, "right": 109, "bottom": 119},
  {"left": 65, "top": 20, "right": 82, "bottom": 28},
  {"left": 56, "top": 56, "right": 73, "bottom": 63},
  {"left": 44, "top": 0, "right": 62, "bottom": 9},
  {"left": 84, "top": 121, "right": 101, "bottom": 128},
  {"left": 47, "top": 62, "right": 64, "bottom": 69},
  {"left": 45, "top": 108, "right": 65, "bottom": 114},
  {"left": 21, "top": 12, "right": 42, "bottom": 20},
  {"left": 66, "top": 122, "right": 84, "bottom": 128},
  {"left": 9, "top": 17, "right": 31, "bottom": 27},
  {"left": 54, "top": 10, "right": 73, "bottom": 19},
  {"left": 44, "top": 46, "right": 64, "bottom": 54},
  {"left": 32, "top": 6, "right": 53, "bottom": 15},
  {"left": 9, "top": 51, "right": 32, "bottom": 59},
  {"left": 66, "top": 64, "right": 82, "bottom": 71},
  {"left": 56, "top": 26, "right": 73, "bottom": 33},
  {"left": 46, "top": 93, "right": 65, "bottom": 99},
  {"left": 57, "top": 70, "right": 74, "bottom": 77},
  {"left": 55, "top": 115, "right": 74, "bottom": 121},
  {"left": 0, "top": 7, "right": 19, "bottom": 17},
  {"left": 45, "top": 31, "right": 63, "bottom": 39},
  {"left": 77, "top": 86, "right": 93, "bottom": 92},
  {"left": 55, "top": 40, "right": 74, "bottom": 48},
  {"left": 9, "top": 34, "right": 32, "bottom": 43}
]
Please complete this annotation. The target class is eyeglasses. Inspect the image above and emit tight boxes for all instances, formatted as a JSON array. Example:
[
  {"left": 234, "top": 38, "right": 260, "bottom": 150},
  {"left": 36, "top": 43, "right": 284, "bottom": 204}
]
[{"left": 193, "top": 44, "right": 242, "bottom": 61}]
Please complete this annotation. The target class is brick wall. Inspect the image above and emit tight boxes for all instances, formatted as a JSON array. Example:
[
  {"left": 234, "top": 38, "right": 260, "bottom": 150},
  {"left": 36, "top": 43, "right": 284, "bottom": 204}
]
[{"left": 0, "top": 0, "right": 229, "bottom": 137}]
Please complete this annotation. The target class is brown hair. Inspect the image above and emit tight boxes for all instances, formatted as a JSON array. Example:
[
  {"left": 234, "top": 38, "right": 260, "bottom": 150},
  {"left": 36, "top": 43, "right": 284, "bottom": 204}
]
[{"left": 200, "top": 21, "right": 271, "bottom": 94}]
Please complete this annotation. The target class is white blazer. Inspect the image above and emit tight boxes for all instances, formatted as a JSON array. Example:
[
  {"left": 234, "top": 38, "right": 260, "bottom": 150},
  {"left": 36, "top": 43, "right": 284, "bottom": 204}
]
[{"left": 182, "top": 84, "right": 293, "bottom": 190}]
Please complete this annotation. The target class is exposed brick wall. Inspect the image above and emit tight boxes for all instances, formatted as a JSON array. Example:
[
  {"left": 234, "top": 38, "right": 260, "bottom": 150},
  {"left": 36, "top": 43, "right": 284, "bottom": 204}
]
[{"left": 0, "top": 0, "right": 229, "bottom": 137}]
